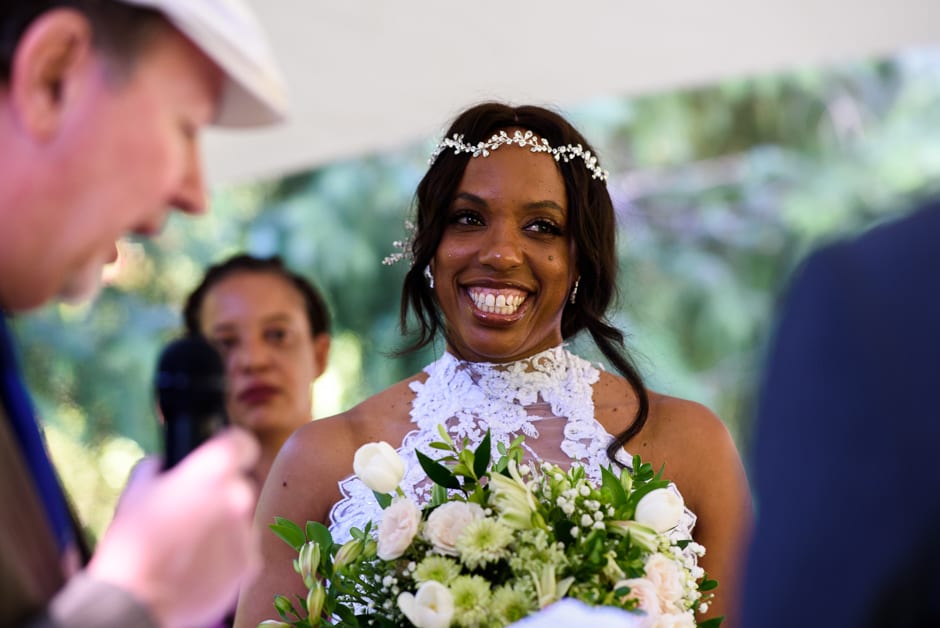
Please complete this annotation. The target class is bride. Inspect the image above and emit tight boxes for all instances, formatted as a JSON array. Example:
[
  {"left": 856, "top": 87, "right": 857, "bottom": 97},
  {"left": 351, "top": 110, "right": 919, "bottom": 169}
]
[{"left": 234, "top": 103, "right": 751, "bottom": 627}]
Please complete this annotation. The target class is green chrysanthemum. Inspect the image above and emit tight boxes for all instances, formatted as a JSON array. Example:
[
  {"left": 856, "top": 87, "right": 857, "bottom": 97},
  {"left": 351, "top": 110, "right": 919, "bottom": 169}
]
[
  {"left": 508, "top": 529, "right": 567, "bottom": 574},
  {"left": 450, "top": 575, "right": 492, "bottom": 627},
  {"left": 491, "top": 583, "right": 535, "bottom": 624},
  {"left": 455, "top": 518, "right": 513, "bottom": 569},
  {"left": 414, "top": 555, "right": 461, "bottom": 585}
]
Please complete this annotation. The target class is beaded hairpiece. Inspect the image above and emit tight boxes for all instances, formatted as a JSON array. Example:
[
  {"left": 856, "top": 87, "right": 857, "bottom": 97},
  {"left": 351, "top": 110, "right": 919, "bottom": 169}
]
[
  {"left": 382, "top": 129, "right": 609, "bottom": 266},
  {"left": 428, "top": 129, "right": 610, "bottom": 182}
]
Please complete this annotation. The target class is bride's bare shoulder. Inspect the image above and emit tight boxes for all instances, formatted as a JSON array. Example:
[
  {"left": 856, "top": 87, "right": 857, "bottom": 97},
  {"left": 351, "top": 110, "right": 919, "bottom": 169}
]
[
  {"left": 645, "top": 392, "right": 736, "bottom": 459},
  {"left": 284, "top": 373, "right": 423, "bottom": 457}
]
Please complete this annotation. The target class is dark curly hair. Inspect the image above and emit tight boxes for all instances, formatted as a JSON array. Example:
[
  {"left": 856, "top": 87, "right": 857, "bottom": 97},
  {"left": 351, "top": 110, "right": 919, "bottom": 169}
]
[
  {"left": 183, "top": 254, "right": 331, "bottom": 339},
  {"left": 399, "top": 102, "right": 649, "bottom": 459}
]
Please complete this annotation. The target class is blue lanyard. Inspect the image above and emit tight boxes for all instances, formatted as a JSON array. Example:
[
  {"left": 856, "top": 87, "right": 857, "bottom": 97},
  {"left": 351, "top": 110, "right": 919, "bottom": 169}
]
[{"left": 0, "top": 317, "right": 74, "bottom": 550}]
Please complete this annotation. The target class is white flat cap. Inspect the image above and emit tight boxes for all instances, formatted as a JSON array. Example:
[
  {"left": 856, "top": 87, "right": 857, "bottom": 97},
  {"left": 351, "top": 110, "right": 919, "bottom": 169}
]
[{"left": 118, "top": 0, "right": 289, "bottom": 127}]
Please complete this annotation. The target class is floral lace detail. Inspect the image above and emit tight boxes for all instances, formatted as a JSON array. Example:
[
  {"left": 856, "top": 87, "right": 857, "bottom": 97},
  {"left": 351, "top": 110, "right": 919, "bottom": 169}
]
[{"left": 328, "top": 345, "right": 696, "bottom": 543}]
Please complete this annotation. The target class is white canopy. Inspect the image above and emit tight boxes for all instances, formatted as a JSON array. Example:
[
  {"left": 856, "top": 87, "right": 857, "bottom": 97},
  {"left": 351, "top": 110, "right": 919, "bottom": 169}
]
[{"left": 203, "top": 0, "right": 940, "bottom": 187}]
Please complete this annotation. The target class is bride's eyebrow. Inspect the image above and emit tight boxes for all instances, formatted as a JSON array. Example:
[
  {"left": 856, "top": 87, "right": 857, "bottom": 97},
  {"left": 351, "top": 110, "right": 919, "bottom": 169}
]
[
  {"left": 453, "top": 192, "right": 486, "bottom": 206},
  {"left": 452, "top": 192, "right": 565, "bottom": 214},
  {"left": 523, "top": 200, "right": 565, "bottom": 214}
]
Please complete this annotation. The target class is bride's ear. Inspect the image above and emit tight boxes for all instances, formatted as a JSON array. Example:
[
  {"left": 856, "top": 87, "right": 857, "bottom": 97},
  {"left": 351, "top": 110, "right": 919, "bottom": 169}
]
[{"left": 8, "top": 9, "right": 94, "bottom": 142}]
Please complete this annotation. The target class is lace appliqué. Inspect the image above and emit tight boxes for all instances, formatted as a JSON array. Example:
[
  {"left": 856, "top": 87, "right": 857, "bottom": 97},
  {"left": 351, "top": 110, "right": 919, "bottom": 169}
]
[{"left": 328, "top": 345, "right": 696, "bottom": 543}]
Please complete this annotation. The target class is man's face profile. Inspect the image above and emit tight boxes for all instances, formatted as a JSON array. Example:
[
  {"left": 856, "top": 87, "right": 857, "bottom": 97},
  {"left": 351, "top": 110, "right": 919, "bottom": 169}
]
[
  {"left": 2, "top": 10, "right": 224, "bottom": 308},
  {"left": 54, "top": 20, "right": 224, "bottom": 304}
]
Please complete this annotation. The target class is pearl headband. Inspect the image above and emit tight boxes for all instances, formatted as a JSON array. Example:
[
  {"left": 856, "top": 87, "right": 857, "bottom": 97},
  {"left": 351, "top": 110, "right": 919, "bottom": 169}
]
[{"left": 428, "top": 129, "right": 609, "bottom": 182}]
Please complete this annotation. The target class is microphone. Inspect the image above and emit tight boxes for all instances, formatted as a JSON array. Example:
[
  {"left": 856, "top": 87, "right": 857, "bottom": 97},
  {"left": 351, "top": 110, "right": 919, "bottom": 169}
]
[{"left": 155, "top": 335, "right": 228, "bottom": 470}]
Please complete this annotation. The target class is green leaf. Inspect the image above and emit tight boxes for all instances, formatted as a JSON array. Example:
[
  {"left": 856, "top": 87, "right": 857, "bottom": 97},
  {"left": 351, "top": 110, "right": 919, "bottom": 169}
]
[
  {"left": 473, "top": 430, "right": 492, "bottom": 479},
  {"left": 428, "top": 442, "right": 452, "bottom": 451},
  {"left": 416, "top": 450, "right": 461, "bottom": 489},
  {"left": 698, "top": 616, "right": 724, "bottom": 628},
  {"left": 453, "top": 460, "right": 473, "bottom": 478},
  {"left": 699, "top": 577, "right": 719, "bottom": 592},
  {"left": 270, "top": 517, "right": 305, "bottom": 551},
  {"left": 430, "top": 482, "right": 449, "bottom": 506},
  {"left": 436, "top": 423, "right": 455, "bottom": 447},
  {"left": 305, "top": 521, "right": 333, "bottom": 550},
  {"left": 372, "top": 490, "right": 392, "bottom": 509},
  {"left": 333, "top": 603, "right": 360, "bottom": 626},
  {"left": 600, "top": 466, "right": 628, "bottom": 508}
]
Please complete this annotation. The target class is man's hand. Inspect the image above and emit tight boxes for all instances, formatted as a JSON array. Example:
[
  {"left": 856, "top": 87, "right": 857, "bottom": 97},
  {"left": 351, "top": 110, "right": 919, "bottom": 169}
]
[{"left": 88, "top": 427, "right": 260, "bottom": 627}]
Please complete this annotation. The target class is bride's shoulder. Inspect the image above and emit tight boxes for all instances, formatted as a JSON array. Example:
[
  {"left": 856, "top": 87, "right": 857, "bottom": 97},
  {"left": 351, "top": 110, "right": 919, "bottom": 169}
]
[
  {"left": 288, "top": 373, "right": 423, "bottom": 453},
  {"left": 644, "top": 392, "right": 742, "bottom": 483},
  {"left": 647, "top": 392, "right": 729, "bottom": 442}
]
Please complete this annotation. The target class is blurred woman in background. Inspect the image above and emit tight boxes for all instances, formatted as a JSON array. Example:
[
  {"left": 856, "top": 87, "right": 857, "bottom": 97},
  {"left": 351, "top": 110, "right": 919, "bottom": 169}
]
[{"left": 183, "top": 254, "right": 331, "bottom": 487}]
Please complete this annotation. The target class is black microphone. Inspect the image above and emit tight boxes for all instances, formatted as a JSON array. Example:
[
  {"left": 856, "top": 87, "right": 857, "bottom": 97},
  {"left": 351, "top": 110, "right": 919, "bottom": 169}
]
[{"left": 155, "top": 335, "right": 228, "bottom": 470}]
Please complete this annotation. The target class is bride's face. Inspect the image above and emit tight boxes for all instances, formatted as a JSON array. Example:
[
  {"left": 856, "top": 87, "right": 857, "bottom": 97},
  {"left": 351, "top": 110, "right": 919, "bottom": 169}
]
[{"left": 432, "top": 142, "right": 577, "bottom": 363}]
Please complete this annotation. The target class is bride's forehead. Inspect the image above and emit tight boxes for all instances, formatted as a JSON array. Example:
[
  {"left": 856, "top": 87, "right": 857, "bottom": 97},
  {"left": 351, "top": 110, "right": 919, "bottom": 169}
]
[{"left": 458, "top": 147, "right": 565, "bottom": 192}]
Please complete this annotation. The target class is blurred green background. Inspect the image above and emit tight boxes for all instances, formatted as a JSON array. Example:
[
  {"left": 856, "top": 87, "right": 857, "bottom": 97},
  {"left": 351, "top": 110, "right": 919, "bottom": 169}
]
[{"left": 10, "top": 51, "right": 940, "bottom": 541}]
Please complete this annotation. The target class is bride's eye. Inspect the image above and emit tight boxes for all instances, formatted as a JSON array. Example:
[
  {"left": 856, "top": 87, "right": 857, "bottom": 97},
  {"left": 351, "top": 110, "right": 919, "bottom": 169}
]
[
  {"left": 524, "top": 218, "right": 563, "bottom": 236},
  {"left": 450, "top": 210, "right": 484, "bottom": 227}
]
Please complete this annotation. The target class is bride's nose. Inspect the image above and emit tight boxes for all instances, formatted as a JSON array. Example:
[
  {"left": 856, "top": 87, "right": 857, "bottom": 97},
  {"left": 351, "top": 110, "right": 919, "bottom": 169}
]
[{"left": 478, "top": 224, "right": 523, "bottom": 269}]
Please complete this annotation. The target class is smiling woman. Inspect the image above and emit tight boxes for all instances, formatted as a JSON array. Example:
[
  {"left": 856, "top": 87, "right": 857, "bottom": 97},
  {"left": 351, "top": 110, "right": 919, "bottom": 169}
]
[{"left": 233, "top": 103, "right": 752, "bottom": 628}]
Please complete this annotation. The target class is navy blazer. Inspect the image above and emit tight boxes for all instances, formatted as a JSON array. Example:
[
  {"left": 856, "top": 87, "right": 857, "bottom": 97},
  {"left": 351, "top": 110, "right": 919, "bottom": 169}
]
[{"left": 742, "top": 200, "right": 940, "bottom": 626}]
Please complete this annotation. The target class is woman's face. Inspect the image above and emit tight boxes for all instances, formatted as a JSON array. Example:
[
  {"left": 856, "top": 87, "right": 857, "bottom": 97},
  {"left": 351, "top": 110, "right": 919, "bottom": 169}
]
[
  {"left": 432, "top": 141, "right": 576, "bottom": 363},
  {"left": 198, "top": 271, "right": 328, "bottom": 437}
]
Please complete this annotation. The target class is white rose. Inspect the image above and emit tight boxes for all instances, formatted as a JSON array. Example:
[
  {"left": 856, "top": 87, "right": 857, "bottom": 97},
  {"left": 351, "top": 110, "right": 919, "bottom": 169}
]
[
  {"left": 644, "top": 553, "right": 686, "bottom": 609},
  {"left": 424, "top": 501, "right": 485, "bottom": 556},
  {"left": 635, "top": 487, "right": 684, "bottom": 533},
  {"left": 353, "top": 441, "right": 405, "bottom": 493},
  {"left": 397, "top": 580, "right": 454, "bottom": 628},
  {"left": 377, "top": 498, "right": 421, "bottom": 560},
  {"left": 614, "top": 577, "right": 661, "bottom": 619}
]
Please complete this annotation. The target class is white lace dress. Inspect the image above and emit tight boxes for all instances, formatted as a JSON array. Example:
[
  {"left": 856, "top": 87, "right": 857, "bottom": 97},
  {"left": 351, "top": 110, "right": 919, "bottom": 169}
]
[{"left": 328, "top": 344, "right": 695, "bottom": 543}]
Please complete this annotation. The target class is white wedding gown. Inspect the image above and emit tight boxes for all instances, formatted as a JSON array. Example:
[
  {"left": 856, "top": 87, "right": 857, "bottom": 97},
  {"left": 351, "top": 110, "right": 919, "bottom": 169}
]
[{"left": 328, "top": 344, "right": 696, "bottom": 543}]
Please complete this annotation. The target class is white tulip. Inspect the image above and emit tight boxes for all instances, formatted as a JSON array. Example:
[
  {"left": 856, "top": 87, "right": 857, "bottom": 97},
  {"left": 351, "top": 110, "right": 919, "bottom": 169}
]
[
  {"left": 635, "top": 488, "right": 684, "bottom": 533},
  {"left": 353, "top": 441, "right": 405, "bottom": 494},
  {"left": 397, "top": 581, "right": 454, "bottom": 628}
]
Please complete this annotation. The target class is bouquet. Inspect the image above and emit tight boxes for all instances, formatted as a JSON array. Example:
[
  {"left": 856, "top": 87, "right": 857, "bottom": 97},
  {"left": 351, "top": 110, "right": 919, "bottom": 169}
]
[{"left": 261, "top": 427, "right": 720, "bottom": 628}]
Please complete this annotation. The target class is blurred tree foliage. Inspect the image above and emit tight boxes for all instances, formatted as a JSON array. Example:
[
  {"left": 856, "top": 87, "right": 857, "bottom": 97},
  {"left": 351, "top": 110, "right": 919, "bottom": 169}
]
[{"left": 10, "top": 51, "right": 940, "bottom": 540}]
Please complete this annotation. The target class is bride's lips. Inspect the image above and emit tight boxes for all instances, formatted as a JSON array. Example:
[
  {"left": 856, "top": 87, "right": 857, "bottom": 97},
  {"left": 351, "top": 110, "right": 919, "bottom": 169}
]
[
  {"left": 237, "top": 384, "right": 280, "bottom": 405},
  {"left": 463, "top": 285, "right": 530, "bottom": 323}
]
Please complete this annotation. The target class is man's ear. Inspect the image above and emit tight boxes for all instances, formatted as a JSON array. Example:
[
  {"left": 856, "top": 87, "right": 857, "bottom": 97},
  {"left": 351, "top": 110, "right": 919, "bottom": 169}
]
[
  {"left": 9, "top": 9, "right": 94, "bottom": 141},
  {"left": 312, "top": 333, "right": 331, "bottom": 380}
]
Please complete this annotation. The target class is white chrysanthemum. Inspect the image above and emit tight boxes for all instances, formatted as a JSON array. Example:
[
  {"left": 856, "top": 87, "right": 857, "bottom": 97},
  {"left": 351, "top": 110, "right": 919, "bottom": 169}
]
[
  {"left": 455, "top": 518, "right": 512, "bottom": 569},
  {"left": 414, "top": 555, "right": 461, "bottom": 585},
  {"left": 449, "top": 575, "right": 492, "bottom": 627},
  {"left": 491, "top": 583, "right": 535, "bottom": 624}
]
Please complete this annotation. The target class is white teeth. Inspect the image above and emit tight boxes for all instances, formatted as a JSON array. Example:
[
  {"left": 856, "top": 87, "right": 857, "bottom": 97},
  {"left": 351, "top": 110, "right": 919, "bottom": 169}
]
[{"left": 467, "top": 288, "right": 526, "bottom": 315}]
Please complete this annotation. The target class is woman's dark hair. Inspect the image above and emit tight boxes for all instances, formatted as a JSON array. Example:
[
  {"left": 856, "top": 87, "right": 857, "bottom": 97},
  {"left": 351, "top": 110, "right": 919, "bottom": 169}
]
[
  {"left": 399, "top": 102, "right": 649, "bottom": 459},
  {"left": 1, "top": 0, "right": 165, "bottom": 84},
  {"left": 183, "top": 254, "right": 331, "bottom": 339}
]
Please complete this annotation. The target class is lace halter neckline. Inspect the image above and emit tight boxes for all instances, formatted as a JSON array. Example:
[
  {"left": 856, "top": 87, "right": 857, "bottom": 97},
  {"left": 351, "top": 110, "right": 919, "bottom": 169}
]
[{"left": 328, "top": 345, "right": 695, "bottom": 543}]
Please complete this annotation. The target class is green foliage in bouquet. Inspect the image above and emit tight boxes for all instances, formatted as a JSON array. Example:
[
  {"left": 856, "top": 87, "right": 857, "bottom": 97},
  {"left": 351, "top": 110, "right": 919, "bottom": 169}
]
[{"left": 262, "top": 427, "right": 720, "bottom": 628}]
